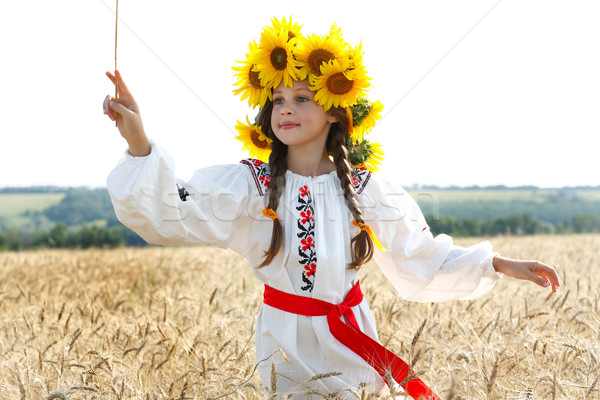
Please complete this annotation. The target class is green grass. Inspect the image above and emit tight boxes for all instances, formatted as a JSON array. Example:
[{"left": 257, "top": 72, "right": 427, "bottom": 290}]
[{"left": 0, "top": 193, "right": 65, "bottom": 217}]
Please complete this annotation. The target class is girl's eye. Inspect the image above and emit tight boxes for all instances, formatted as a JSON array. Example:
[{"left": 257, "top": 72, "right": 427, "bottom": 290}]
[
  {"left": 273, "top": 98, "right": 284, "bottom": 105},
  {"left": 297, "top": 96, "right": 309, "bottom": 103}
]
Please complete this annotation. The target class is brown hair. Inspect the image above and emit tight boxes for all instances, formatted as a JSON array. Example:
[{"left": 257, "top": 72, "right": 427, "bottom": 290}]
[{"left": 256, "top": 99, "right": 373, "bottom": 269}]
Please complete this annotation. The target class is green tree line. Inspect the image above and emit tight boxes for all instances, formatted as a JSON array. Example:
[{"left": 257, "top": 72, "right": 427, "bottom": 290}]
[
  {"left": 426, "top": 212, "right": 600, "bottom": 237},
  {"left": 0, "top": 223, "right": 146, "bottom": 251}
]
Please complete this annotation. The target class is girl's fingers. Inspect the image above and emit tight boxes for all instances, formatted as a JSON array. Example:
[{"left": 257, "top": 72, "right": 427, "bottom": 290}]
[
  {"left": 103, "top": 95, "right": 115, "bottom": 120},
  {"left": 531, "top": 273, "right": 551, "bottom": 289},
  {"left": 108, "top": 99, "right": 131, "bottom": 117},
  {"left": 114, "top": 70, "right": 133, "bottom": 97},
  {"left": 105, "top": 70, "right": 133, "bottom": 98},
  {"left": 106, "top": 70, "right": 115, "bottom": 83},
  {"left": 531, "top": 264, "right": 560, "bottom": 292}
]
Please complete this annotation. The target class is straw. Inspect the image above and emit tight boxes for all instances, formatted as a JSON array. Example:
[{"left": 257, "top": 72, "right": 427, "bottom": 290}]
[{"left": 114, "top": 0, "right": 119, "bottom": 126}]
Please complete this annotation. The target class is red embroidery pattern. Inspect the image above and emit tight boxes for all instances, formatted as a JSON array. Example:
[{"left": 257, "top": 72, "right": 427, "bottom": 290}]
[
  {"left": 350, "top": 166, "right": 371, "bottom": 194},
  {"left": 240, "top": 159, "right": 270, "bottom": 196},
  {"left": 297, "top": 185, "right": 316, "bottom": 292}
]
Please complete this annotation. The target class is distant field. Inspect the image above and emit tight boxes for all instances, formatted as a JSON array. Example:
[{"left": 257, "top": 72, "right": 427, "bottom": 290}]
[{"left": 0, "top": 193, "right": 64, "bottom": 217}]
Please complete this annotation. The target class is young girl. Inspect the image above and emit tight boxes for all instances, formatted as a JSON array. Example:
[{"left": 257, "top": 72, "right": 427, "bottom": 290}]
[{"left": 103, "top": 18, "right": 559, "bottom": 399}]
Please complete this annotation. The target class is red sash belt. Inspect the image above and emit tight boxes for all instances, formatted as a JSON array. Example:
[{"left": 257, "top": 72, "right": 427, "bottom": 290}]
[{"left": 263, "top": 282, "right": 439, "bottom": 400}]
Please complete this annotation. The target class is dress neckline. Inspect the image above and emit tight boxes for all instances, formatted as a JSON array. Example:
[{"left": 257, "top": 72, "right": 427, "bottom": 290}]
[{"left": 285, "top": 169, "right": 338, "bottom": 181}]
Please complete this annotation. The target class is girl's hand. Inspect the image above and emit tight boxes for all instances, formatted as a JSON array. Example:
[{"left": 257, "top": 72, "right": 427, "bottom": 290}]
[
  {"left": 103, "top": 70, "right": 151, "bottom": 157},
  {"left": 493, "top": 255, "right": 560, "bottom": 292}
]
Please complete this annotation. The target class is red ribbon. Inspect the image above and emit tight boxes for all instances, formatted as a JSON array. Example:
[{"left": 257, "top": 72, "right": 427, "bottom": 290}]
[{"left": 263, "top": 282, "right": 440, "bottom": 400}]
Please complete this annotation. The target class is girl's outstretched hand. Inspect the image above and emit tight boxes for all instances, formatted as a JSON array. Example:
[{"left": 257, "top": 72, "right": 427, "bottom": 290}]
[
  {"left": 103, "top": 70, "right": 151, "bottom": 157},
  {"left": 493, "top": 255, "right": 560, "bottom": 292}
]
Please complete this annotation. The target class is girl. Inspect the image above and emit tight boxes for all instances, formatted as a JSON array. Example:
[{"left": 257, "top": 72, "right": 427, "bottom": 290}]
[{"left": 103, "top": 18, "right": 559, "bottom": 399}]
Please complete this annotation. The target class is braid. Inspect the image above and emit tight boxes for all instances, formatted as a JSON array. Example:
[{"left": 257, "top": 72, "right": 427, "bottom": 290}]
[
  {"left": 257, "top": 100, "right": 287, "bottom": 268},
  {"left": 328, "top": 110, "right": 374, "bottom": 269}
]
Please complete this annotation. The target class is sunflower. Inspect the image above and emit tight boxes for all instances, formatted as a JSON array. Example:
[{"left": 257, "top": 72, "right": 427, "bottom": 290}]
[
  {"left": 234, "top": 117, "right": 273, "bottom": 162},
  {"left": 232, "top": 41, "right": 270, "bottom": 108},
  {"left": 294, "top": 33, "right": 347, "bottom": 80},
  {"left": 350, "top": 99, "right": 384, "bottom": 141},
  {"left": 269, "top": 16, "right": 302, "bottom": 41},
  {"left": 348, "top": 140, "right": 384, "bottom": 172},
  {"left": 253, "top": 28, "right": 300, "bottom": 90},
  {"left": 309, "top": 58, "right": 370, "bottom": 111}
]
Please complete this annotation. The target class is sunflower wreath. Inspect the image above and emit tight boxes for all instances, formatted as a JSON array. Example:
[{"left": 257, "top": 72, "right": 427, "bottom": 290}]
[{"left": 233, "top": 16, "right": 384, "bottom": 171}]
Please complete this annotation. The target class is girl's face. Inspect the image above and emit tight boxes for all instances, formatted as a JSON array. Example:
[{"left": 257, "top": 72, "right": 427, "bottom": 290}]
[{"left": 271, "top": 79, "right": 337, "bottom": 151}]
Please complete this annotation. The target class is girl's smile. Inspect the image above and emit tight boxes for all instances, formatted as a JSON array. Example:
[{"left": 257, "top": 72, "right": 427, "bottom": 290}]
[{"left": 279, "top": 121, "right": 300, "bottom": 130}]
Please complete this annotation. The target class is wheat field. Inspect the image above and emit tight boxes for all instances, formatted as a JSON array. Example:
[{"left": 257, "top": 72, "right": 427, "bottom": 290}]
[{"left": 0, "top": 234, "right": 598, "bottom": 399}]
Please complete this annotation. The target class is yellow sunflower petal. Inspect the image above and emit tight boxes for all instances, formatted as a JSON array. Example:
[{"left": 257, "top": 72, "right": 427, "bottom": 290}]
[
  {"left": 348, "top": 41, "right": 366, "bottom": 73},
  {"left": 270, "top": 16, "right": 303, "bottom": 41},
  {"left": 329, "top": 23, "right": 343, "bottom": 41}
]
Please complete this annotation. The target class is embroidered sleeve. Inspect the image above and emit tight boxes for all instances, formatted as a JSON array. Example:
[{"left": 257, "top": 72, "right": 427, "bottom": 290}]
[
  {"left": 350, "top": 166, "right": 372, "bottom": 194},
  {"left": 107, "top": 143, "right": 259, "bottom": 249},
  {"left": 240, "top": 159, "right": 271, "bottom": 196}
]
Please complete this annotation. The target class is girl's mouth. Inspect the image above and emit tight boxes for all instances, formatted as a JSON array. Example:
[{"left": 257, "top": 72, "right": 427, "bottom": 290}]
[{"left": 281, "top": 122, "right": 299, "bottom": 130}]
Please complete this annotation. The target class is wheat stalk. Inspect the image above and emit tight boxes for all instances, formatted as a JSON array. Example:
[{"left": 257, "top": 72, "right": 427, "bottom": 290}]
[{"left": 114, "top": 0, "right": 119, "bottom": 126}]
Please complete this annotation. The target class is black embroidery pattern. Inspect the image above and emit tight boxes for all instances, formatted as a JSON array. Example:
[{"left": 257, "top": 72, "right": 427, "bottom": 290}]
[
  {"left": 176, "top": 183, "right": 190, "bottom": 201},
  {"left": 350, "top": 166, "right": 371, "bottom": 194},
  {"left": 240, "top": 159, "right": 270, "bottom": 196},
  {"left": 296, "top": 185, "right": 316, "bottom": 292}
]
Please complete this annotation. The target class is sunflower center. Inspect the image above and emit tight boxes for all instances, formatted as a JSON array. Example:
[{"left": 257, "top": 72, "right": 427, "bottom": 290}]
[
  {"left": 326, "top": 72, "right": 354, "bottom": 95},
  {"left": 308, "top": 49, "right": 335, "bottom": 75},
  {"left": 248, "top": 66, "right": 263, "bottom": 89},
  {"left": 251, "top": 130, "right": 269, "bottom": 149},
  {"left": 270, "top": 47, "right": 288, "bottom": 70}
]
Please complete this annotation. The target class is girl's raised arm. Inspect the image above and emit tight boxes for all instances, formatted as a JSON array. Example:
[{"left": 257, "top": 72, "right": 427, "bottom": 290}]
[{"left": 103, "top": 70, "right": 151, "bottom": 157}]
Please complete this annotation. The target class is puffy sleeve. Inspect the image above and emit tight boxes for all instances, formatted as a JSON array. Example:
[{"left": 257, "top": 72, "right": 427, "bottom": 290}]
[
  {"left": 359, "top": 173, "right": 501, "bottom": 302},
  {"left": 106, "top": 142, "right": 266, "bottom": 254}
]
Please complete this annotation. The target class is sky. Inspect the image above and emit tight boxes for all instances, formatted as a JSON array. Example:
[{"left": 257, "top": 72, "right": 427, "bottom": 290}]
[{"left": 0, "top": 0, "right": 598, "bottom": 189}]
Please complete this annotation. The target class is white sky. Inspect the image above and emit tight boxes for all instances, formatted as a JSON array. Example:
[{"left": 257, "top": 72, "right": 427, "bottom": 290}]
[{"left": 0, "top": 0, "right": 598, "bottom": 189}]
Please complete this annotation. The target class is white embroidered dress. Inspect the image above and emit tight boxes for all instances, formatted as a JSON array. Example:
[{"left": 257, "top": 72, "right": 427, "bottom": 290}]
[{"left": 107, "top": 143, "right": 500, "bottom": 398}]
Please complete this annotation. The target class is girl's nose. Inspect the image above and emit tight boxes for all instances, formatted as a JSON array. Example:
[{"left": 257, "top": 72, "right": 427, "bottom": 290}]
[{"left": 280, "top": 103, "right": 294, "bottom": 115}]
